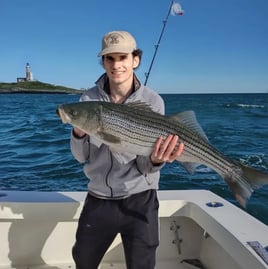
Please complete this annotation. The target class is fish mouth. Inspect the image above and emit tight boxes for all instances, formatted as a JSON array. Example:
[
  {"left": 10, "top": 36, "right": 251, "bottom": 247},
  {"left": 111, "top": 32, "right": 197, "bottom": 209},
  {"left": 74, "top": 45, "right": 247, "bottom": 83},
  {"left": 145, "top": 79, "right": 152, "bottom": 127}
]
[{"left": 56, "top": 106, "right": 71, "bottom": 124}]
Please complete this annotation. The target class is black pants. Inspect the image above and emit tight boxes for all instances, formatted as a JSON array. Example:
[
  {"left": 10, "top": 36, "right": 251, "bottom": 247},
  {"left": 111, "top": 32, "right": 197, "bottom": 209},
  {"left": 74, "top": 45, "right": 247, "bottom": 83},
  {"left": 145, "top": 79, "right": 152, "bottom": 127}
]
[{"left": 72, "top": 190, "right": 159, "bottom": 269}]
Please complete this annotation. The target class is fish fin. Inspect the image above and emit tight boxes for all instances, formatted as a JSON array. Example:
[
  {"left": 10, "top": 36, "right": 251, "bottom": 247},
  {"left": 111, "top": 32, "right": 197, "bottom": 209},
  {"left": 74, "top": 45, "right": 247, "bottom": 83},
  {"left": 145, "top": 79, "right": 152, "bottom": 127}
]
[
  {"left": 125, "top": 102, "right": 154, "bottom": 112},
  {"left": 98, "top": 132, "right": 121, "bottom": 144},
  {"left": 223, "top": 161, "right": 268, "bottom": 208},
  {"left": 169, "top": 111, "right": 208, "bottom": 141},
  {"left": 178, "top": 161, "right": 201, "bottom": 175}
]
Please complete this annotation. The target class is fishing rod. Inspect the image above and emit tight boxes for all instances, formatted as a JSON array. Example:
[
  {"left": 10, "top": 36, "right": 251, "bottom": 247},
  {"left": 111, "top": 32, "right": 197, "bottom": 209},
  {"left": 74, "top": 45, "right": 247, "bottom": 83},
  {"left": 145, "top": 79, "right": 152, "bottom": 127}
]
[{"left": 144, "top": 0, "right": 174, "bottom": 86}]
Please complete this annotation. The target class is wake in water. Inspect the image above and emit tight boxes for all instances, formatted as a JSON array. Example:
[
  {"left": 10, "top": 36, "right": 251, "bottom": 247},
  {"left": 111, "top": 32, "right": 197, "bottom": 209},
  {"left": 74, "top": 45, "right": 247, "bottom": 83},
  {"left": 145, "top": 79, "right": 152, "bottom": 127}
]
[
  {"left": 224, "top": 103, "right": 265, "bottom": 109},
  {"left": 240, "top": 154, "right": 268, "bottom": 170}
]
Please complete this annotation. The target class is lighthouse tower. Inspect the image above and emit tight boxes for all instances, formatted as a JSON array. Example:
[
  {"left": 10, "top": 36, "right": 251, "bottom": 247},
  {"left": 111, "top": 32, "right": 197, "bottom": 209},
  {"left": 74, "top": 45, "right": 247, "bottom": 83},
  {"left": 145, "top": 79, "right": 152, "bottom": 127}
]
[{"left": 26, "top": 63, "right": 33, "bottom": 81}]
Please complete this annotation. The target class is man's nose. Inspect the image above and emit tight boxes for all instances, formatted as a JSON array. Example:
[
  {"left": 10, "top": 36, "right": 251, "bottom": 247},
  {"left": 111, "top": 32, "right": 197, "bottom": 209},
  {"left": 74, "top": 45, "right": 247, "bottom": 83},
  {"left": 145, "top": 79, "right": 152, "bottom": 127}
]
[{"left": 111, "top": 59, "right": 122, "bottom": 69}]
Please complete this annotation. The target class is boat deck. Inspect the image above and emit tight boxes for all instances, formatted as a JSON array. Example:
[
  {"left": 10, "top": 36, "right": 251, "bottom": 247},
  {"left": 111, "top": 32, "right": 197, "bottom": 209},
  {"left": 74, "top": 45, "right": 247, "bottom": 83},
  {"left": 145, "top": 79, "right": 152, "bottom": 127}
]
[
  {"left": 0, "top": 261, "right": 201, "bottom": 269},
  {"left": 1, "top": 190, "right": 268, "bottom": 269}
]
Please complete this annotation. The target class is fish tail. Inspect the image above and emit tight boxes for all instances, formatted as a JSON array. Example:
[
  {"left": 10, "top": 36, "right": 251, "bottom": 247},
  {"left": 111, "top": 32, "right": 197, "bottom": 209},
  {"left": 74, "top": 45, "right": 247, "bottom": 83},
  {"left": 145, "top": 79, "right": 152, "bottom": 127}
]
[{"left": 224, "top": 162, "right": 268, "bottom": 208}]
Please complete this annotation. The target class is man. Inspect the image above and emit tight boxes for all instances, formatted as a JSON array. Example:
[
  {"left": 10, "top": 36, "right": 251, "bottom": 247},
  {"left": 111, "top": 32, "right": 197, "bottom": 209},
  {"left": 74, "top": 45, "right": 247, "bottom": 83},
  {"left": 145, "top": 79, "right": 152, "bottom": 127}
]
[{"left": 71, "top": 30, "right": 184, "bottom": 269}]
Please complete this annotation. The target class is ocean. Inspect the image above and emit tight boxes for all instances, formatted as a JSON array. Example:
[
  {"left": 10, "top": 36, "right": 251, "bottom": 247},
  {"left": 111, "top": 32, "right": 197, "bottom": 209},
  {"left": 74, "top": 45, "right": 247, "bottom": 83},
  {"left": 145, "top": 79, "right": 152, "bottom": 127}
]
[{"left": 0, "top": 93, "right": 267, "bottom": 224}]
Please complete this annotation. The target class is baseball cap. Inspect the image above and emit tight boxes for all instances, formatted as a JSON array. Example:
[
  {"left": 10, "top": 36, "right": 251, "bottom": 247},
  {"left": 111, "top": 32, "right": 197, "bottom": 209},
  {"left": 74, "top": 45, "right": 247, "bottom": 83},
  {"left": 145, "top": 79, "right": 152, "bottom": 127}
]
[{"left": 98, "top": 31, "right": 137, "bottom": 57}]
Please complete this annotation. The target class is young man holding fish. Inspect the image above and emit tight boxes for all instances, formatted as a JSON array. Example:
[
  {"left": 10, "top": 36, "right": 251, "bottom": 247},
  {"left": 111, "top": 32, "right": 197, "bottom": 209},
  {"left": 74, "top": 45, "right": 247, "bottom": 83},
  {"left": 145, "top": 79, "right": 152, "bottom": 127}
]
[{"left": 70, "top": 30, "right": 184, "bottom": 269}]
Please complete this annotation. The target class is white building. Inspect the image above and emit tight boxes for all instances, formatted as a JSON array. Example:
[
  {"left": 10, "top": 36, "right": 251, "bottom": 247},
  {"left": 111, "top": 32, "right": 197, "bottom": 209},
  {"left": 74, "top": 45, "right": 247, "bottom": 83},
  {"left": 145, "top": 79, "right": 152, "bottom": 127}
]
[{"left": 17, "top": 63, "right": 34, "bottom": 82}]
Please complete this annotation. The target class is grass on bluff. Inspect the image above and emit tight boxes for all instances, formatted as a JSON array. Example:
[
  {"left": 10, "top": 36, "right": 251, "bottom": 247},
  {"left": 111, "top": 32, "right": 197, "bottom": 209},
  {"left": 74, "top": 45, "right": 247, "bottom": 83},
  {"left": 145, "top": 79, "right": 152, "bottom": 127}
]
[
  {"left": 0, "top": 81, "right": 84, "bottom": 94},
  {"left": 0, "top": 81, "right": 77, "bottom": 90}
]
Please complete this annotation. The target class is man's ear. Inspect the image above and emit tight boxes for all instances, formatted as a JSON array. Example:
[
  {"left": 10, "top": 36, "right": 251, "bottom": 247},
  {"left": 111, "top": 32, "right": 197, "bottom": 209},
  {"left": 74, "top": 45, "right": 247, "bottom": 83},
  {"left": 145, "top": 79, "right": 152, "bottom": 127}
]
[{"left": 133, "top": 56, "right": 140, "bottom": 69}]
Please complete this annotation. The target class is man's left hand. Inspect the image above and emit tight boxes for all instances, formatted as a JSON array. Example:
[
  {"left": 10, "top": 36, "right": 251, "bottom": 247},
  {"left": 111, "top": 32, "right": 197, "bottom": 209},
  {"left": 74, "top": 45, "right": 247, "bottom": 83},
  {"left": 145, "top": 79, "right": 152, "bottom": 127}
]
[{"left": 150, "top": 135, "right": 184, "bottom": 165}]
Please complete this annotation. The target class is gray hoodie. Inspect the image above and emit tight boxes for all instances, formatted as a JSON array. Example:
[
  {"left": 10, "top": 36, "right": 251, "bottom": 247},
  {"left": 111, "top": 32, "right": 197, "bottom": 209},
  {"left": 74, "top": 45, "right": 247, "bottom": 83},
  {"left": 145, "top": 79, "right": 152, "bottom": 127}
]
[{"left": 70, "top": 74, "right": 165, "bottom": 199}]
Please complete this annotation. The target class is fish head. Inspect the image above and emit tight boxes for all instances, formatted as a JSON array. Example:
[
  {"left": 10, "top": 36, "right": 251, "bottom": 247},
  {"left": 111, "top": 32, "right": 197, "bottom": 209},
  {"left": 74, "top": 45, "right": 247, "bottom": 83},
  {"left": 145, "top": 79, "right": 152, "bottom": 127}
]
[{"left": 57, "top": 101, "right": 102, "bottom": 135}]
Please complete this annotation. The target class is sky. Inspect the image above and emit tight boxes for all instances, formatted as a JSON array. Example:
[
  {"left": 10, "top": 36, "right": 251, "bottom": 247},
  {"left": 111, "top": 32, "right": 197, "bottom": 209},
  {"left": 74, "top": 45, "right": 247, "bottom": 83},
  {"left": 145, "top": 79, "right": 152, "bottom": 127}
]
[{"left": 1, "top": 0, "right": 268, "bottom": 94}]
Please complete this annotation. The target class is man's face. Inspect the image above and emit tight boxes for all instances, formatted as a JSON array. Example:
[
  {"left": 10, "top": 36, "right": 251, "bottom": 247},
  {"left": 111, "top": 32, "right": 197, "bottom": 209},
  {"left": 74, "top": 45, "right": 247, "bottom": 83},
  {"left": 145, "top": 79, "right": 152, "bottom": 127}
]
[{"left": 103, "top": 53, "right": 139, "bottom": 87}]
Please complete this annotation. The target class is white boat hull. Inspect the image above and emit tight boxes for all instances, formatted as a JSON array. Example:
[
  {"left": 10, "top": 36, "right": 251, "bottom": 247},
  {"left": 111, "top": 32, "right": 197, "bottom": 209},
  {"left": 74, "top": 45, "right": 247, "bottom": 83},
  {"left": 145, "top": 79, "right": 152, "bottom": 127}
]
[{"left": 0, "top": 190, "right": 268, "bottom": 269}]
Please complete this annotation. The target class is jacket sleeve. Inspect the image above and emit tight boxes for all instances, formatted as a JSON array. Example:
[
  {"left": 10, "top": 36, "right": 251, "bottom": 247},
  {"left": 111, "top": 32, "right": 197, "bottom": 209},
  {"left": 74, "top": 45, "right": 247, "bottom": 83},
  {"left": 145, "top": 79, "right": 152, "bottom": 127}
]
[
  {"left": 136, "top": 155, "right": 165, "bottom": 174},
  {"left": 70, "top": 130, "right": 90, "bottom": 163}
]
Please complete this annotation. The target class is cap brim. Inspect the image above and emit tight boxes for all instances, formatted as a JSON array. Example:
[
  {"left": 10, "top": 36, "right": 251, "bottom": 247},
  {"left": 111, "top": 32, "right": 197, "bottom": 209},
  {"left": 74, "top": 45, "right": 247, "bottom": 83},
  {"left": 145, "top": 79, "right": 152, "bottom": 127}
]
[{"left": 98, "top": 46, "right": 135, "bottom": 57}]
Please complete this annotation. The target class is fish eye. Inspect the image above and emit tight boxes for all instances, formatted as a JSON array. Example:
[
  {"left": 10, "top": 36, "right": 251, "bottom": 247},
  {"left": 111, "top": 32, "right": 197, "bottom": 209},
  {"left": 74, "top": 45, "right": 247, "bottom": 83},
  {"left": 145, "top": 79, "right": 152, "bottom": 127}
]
[{"left": 69, "top": 109, "right": 78, "bottom": 117}]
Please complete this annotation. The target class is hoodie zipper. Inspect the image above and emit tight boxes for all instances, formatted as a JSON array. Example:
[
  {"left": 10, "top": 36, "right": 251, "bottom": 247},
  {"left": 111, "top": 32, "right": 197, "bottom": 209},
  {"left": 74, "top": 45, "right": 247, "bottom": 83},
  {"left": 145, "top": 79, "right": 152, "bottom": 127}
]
[{"left": 105, "top": 151, "right": 114, "bottom": 198}]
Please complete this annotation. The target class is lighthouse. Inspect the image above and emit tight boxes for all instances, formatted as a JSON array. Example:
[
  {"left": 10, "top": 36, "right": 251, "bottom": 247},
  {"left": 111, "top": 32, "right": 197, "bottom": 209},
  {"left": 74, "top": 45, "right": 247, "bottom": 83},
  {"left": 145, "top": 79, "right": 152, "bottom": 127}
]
[
  {"left": 26, "top": 63, "right": 33, "bottom": 81},
  {"left": 16, "top": 63, "right": 34, "bottom": 82}
]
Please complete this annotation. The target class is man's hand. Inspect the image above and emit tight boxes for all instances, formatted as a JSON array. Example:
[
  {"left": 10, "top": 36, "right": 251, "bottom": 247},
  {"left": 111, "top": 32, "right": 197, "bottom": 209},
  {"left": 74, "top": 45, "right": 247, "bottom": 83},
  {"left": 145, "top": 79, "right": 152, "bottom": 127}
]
[
  {"left": 73, "top": 127, "right": 86, "bottom": 138},
  {"left": 150, "top": 135, "right": 184, "bottom": 165}
]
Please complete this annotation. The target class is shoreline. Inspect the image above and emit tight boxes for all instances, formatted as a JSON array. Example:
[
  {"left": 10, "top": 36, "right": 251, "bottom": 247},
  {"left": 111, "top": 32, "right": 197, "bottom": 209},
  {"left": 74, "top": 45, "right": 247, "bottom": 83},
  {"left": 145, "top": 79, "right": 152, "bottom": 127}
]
[{"left": 0, "top": 88, "right": 85, "bottom": 94}]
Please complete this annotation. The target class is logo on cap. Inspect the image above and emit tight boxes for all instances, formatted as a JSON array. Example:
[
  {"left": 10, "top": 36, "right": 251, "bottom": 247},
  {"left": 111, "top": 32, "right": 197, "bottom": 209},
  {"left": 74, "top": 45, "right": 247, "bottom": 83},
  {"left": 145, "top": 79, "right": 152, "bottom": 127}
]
[{"left": 104, "top": 33, "right": 122, "bottom": 46}]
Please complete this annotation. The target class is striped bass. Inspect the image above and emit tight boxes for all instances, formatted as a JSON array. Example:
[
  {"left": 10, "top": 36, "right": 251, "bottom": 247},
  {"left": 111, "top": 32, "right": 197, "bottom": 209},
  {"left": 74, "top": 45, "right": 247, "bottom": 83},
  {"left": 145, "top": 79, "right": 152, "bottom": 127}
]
[{"left": 57, "top": 101, "right": 268, "bottom": 207}]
